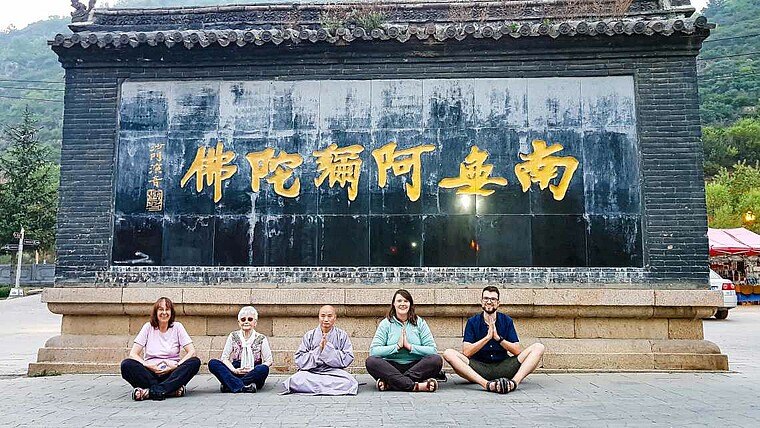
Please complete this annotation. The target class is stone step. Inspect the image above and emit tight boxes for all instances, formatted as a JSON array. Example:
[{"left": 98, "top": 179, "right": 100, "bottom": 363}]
[
  {"left": 28, "top": 350, "right": 728, "bottom": 376},
  {"left": 41, "top": 334, "right": 718, "bottom": 355},
  {"left": 43, "top": 334, "right": 479, "bottom": 351},
  {"left": 59, "top": 313, "right": 710, "bottom": 342},
  {"left": 31, "top": 334, "right": 728, "bottom": 374}
]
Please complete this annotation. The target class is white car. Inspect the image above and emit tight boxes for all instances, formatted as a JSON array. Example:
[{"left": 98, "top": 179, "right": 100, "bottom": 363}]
[{"left": 710, "top": 269, "right": 738, "bottom": 319}]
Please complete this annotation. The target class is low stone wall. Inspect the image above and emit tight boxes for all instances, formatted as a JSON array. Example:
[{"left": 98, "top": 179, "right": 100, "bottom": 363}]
[
  {"left": 29, "top": 287, "right": 728, "bottom": 375},
  {"left": 0, "top": 264, "right": 55, "bottom": 286}
]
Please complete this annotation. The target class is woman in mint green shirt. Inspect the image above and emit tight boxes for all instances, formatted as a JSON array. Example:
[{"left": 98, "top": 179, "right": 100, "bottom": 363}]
[{"left": 366, "top": 289, "right": 443, "bottom": 392}]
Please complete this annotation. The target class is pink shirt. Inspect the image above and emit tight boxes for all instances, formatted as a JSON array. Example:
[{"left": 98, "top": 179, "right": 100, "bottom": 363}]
[{"left": 133, "top": 322, "right": 192, "bottom": 364}]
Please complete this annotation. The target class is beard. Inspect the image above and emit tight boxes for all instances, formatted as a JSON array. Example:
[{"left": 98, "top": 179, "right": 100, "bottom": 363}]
[{"left": 482, "top": 305, "right": 497, "bottom": 314}]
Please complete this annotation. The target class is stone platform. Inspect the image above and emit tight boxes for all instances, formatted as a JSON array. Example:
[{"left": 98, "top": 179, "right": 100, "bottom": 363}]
[{"left": 29, "top": 287, "right": 728, "bottom": 375}]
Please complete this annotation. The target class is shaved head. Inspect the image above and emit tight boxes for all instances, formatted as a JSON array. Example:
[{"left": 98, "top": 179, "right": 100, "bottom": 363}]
[{"left": 319, "top": 305, "right": 337, "bottom": 332}]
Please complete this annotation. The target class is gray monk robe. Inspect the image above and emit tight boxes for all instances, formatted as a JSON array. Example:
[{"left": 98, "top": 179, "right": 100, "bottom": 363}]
[{"left": 282, "top": 326, "right": 359, "bottom": 395}]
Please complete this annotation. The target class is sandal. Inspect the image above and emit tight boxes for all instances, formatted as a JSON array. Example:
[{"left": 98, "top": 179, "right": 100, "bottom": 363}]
[
  {"left": 505, "top": 378, "right": 518, "bottom": 394},
  {"left": 131, "top": 388, "right": 149, "bottom": 401},
  {"left": 413, "top": 378, "right": 438, "bottom": 392},
  {"left": 173, "top": 385, "right": 186, "bottom": 398},
  {"left": 376, "top": 379, "right": 390, "bottom": 392},
  {"left": 486, "top": 378, "right": 517, "bottom": 394},
  {"left": 485, "top": 380, "right": 503, "bottom": 393}
]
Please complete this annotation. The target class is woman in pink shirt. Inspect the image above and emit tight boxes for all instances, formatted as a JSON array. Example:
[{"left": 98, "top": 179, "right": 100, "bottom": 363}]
[{"left": 120, "top": 297, "right": 201, "bottom": 401}]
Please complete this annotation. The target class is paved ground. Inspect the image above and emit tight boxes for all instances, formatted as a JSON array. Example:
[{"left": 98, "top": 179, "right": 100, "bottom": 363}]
[
  {"left": 0, "top": 294, "right": 60, "bottom": 377},
  {"left": 1, "top": 296, "right": 759, "bottom": 427}
]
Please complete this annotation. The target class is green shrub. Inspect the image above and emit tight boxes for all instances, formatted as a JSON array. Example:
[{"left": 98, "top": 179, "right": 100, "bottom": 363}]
[{"left": 0, "top": 287, "right": 10, "bottom": 298}]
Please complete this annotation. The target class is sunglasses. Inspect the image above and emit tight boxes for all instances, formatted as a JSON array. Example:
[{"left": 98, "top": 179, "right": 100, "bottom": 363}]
[{"left": 239, "top": 317, "right": 256, "bottom": 322}]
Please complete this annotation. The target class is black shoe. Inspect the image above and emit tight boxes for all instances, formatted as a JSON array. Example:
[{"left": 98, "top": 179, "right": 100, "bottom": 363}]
[
  {"left": 241, "top": 383, "right": 258, "bottom": 393},
  {"left": 149, "top": 386, "right": 165, "bottom": 401},
  {"left": 435, "top": 370, "right": 448, "bottom": 382},
  {"left": 220, "top": 384, "right": 230, "bottom": 393}
]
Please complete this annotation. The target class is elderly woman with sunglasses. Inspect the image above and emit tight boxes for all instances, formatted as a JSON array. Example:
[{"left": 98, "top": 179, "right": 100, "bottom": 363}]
[{"left": 208, "top": 306, "right": 273, "bottom": 393}]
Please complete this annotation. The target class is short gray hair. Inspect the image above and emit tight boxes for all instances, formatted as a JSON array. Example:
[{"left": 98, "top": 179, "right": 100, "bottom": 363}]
[{"left": 237, "top": 306, "right": 258, "bottom": 320}]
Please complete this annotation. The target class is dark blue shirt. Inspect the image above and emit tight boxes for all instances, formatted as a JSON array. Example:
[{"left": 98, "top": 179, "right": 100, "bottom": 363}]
[{"left": 463, "top": 312, "right": 519, "bottom": 363}]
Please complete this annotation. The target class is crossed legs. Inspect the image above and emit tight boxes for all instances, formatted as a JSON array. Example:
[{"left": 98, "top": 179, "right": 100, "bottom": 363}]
[
  {"left": 442, "top": 343, "right": 545, "bottom": 389},
  {"left": 365, "top": 355, "right": 443, "bottom": 391}
]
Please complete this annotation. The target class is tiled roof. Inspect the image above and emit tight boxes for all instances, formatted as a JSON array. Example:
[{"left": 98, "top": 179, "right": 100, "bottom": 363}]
[
  {"left": 71, "top": 1, "right": 696, "bottom": 32},
  {"left": 51, "top": 16, "right": 711, "bottom": 50}
]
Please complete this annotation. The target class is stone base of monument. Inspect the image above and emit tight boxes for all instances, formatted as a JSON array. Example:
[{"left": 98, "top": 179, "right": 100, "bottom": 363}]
[{"left": 28, "top": 287, "right": 728, "bottom": 376}]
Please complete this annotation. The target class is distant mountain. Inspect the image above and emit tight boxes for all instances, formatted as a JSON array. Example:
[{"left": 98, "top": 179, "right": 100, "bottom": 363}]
[
  {"left": 0, "top": 18, "right": 68, "bottom": 155},
  {"left": 0, "top": 2, "right": 270, "bottom": 154},
  {"left": 1, "top": 0, "right": 757, "bottom": 152},
  {"left": 699, "top": 0, "right": 760, "bottom": 125}
]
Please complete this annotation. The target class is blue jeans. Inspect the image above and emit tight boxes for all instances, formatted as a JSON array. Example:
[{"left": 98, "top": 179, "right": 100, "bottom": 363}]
[{"left": 208, "top": 359, "right": 269, "bottom": 392}]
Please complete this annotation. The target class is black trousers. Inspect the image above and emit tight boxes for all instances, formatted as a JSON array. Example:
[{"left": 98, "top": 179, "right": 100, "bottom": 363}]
[
  {"left": 365, "top": 354, "right": 443, "bottom": 391},
  {"left": 120, "top": 357, "right": 201, "bottom": 399}
]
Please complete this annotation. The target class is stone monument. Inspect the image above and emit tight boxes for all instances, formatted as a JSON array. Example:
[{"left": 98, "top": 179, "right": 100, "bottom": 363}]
[{"left": 31, "top": 0, "right": 726, "bottom": 375}]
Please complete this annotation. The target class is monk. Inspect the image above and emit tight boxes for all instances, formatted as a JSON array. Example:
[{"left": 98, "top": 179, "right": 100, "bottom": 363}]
[{"left": 282, "top": 305, "right": 359, "bottom": 395}]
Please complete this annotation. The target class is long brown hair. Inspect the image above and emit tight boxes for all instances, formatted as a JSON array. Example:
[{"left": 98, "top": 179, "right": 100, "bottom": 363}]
[
  {"left": 150, "top": 297, "right": 175, "bottom": 328},
  {"left": 387, "top": 289, "right": 418, "bottom": 326}
]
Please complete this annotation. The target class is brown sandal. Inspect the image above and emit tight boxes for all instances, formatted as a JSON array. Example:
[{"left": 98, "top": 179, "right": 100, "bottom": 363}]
[
  {"left": 131, "top": 388, "right": 149, "bottom": 401},
  {"left": 173, "top": 385, "right": 186, "bottom": 398},
  {"left": 414, "top": 378, "right": 438, "bottom": 392},
  {"left": 376, "top": 379, "right": 390, "bottom": 391}
]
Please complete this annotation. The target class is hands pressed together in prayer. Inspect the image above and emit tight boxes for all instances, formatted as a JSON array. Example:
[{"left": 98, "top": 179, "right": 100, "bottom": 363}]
[
  {"left": 320, "top": 332, "right": 328, "bottom": 352},
  {"left": 396, "top": 323, "right": 413, "bottom": 352},
  {"left": 486, "top": 316, "right": 502, "bottom": 343}
]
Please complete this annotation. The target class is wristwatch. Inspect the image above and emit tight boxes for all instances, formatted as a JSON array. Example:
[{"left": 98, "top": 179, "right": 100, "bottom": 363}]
[{"left": 497, "top": 337, "right": 504, "bottom": 343}]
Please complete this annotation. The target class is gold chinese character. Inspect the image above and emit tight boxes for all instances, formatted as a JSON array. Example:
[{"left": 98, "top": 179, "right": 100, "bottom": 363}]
[
  {"left": 245, "top": 148, "right": 303, "bottom": 198},
  {"left": 146, "top": 189, "right": 164, "bottom": 212},
  {"left": 151, "top": 163, "right": 162, "bottom": 175},
  {"left": 438, "top": 146, "right": 507, "bottom": 196},
  {"left": 514, "top": 139, "right": 579, "bottom": 201},
  {"left": 150, "top": 176, "right": 163, "bottom": 188},
  {"left": 149, "top": 144, "right": 164, "bottom": 162},
  {"left": 180, "top": 142, "right": 237, "bottom": 203},
  {"left": 372, "top": 142, "right": 435, "bottom": 202},
  {"left": 313, "top": 143, "right": 364, "bottom": 201}
]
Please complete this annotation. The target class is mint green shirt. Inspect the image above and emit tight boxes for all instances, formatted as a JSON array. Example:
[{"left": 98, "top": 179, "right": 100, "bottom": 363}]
[{"left": 369, "top": 316, "right": 438, "bottom": 364}]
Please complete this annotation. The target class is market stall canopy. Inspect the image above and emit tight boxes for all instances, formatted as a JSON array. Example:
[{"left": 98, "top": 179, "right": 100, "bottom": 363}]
[{"left": 708, "top": 228, "right": 760, "bottom": 257}]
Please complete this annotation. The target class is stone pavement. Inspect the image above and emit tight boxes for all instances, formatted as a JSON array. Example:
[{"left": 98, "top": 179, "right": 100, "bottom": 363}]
[
  {"left": 1, "top": 297, "right": 760, "bottom": 427},
  {"left": 0, "top": 294, "right": 60, "bottom": 376}
]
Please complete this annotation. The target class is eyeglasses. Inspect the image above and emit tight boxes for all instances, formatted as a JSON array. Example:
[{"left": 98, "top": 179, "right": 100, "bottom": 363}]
[
  {"left": 239, "top": 317, "right": 255, "bottom": 322},
  {"left": 482, "top": 297, "right": 499, "bottom": 303}
]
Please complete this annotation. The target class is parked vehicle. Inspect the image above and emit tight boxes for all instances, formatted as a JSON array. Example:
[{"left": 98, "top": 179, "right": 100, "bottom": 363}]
[{"left": 710, "top": 269, "right": 738, "bottom": 319}]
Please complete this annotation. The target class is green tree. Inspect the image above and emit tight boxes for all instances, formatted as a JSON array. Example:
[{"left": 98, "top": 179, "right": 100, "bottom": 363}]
[
  {"left": 0, "top": 108, "right": 59, "bottom": 251},
  {"left": 705, "top": 162, "right": 760, "bottom": 233},
  {"left": 703, "top": 117, "right": 760, "bottom": 176},
  {"left": 700, "top": 0, "right": 760, "bottom": 126}
]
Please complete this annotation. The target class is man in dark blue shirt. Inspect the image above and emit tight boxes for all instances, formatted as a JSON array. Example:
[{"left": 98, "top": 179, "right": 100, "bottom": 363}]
[{"left": 443, "top": 286, "right": 545, "bottom": 394}]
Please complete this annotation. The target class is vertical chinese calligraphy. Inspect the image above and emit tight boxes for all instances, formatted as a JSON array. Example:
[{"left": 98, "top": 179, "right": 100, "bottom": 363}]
[
  {"left": 146, "top": 143, "right": 165, "bottom": 212},
  {"left": 514, "top": 139, "right": 579, "bottom": 201}
]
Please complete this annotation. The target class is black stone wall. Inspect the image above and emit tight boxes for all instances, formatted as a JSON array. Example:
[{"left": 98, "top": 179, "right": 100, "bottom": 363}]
[{"left": 53, "top": 33, "right": 709, "bottom": 287}]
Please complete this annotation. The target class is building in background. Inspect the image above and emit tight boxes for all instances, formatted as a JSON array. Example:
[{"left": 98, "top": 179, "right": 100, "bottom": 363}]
[{"left": 32, "top": 0, "right": 726, "bottom": 374}]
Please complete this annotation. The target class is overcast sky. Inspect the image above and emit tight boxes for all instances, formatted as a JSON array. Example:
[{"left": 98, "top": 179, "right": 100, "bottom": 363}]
[{"left": 2, "top": 0, "right": 711, "bottom": 30}]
